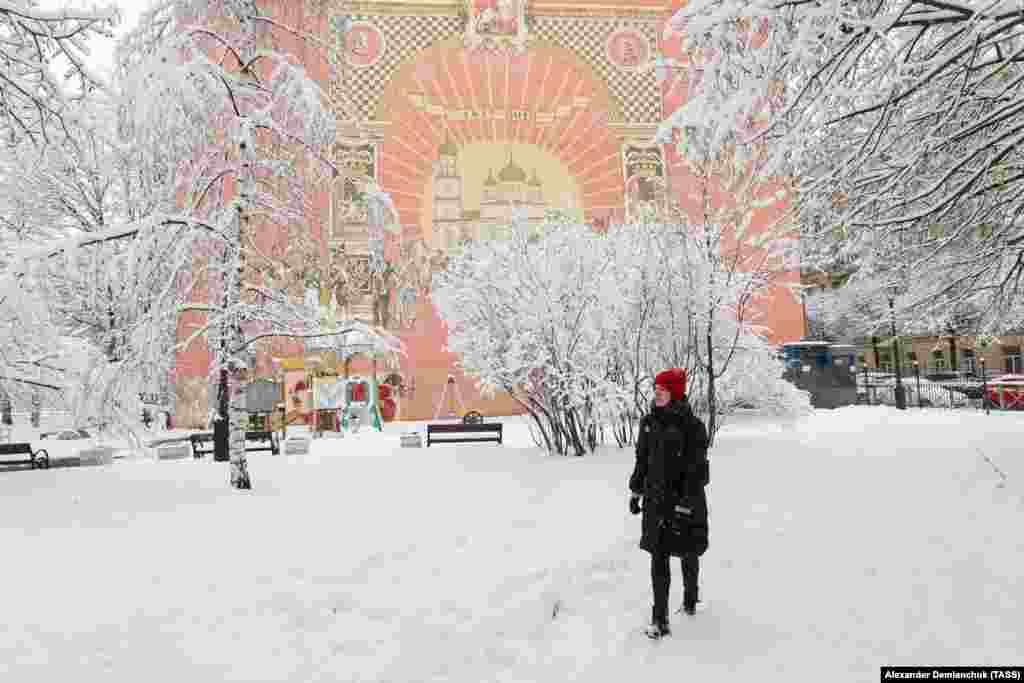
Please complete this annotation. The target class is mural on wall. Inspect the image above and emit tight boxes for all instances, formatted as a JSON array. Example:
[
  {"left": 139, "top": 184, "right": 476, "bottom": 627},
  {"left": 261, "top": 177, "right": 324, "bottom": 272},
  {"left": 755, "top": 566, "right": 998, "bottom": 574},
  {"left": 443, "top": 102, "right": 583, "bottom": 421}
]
[
  {"left": 320, "top": 4, "right": 666, "bottom": 419},
  {"left": 344, "top": 21, "right": 387, "bottom": 69},
  {"left": 326, "top": 140, "right": 403, "bottom": 330},
  {"left": 176, "top": 1, "right": 813, "bottom": 423},
  {"left": 463, "top": 0, "right": 529, "bottom": 53},
  {"left": 606, "top": 27, "right": 652, "bottom": 72},
  {"left": 429, "top": 139, "right": 580, "bottom": 254},
  {"left": 175, "top": 377, "right": 210, "bottom": 429},
  {"left": 623, "top": 144, "right": 668, "bottom": 221}
]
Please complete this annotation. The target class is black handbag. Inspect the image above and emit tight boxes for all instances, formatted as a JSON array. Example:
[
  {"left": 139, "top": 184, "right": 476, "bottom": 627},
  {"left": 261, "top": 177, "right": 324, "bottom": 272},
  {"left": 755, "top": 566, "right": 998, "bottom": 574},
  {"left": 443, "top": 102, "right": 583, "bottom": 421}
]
[
  {"left": 666, "top": 502, "right": 694, "bottom": 534},
  {"left": 662, "top": 497, "right": 708, "bottom": 555}
]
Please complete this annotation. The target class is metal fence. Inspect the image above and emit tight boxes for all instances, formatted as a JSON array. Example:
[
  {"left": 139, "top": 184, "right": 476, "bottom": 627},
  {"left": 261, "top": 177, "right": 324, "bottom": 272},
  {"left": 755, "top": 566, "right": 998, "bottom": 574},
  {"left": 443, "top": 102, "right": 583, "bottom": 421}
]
[{"left": 856, "top": 367, "right": 1018, "bottom": 410}]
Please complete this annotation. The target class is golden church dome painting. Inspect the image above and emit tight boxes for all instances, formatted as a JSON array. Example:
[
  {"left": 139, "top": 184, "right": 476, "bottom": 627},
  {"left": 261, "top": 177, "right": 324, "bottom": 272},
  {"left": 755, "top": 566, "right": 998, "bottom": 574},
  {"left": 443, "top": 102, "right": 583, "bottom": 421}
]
[
  {"left": 432, "top": 148, "right": 551, "bottom": 253},
  {"left": 497, "top": 156, "right": 528, "bottom": 183}
]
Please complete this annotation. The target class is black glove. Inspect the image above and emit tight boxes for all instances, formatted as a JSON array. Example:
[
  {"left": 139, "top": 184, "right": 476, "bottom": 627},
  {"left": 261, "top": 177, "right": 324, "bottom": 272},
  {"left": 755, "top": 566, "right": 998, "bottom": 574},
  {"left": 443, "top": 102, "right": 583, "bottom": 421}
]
[{"left": 629, "top": 494, "right": 642, "bottom": 515}]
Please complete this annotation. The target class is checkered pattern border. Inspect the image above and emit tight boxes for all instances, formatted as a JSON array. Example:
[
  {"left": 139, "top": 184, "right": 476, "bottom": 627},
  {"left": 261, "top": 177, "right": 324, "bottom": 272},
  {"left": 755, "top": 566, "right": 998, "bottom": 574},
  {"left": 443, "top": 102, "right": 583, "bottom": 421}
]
[
  {"left": 342, "top": 14, "right": 463, "bottom": 121},
  {"left": 532, "top": 17, "right": 661, "bottom": 125}
]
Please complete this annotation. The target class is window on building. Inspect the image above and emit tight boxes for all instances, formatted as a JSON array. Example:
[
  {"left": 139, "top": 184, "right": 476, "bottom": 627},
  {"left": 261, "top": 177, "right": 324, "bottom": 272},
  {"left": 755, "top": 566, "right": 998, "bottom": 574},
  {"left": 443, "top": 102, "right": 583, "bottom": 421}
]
[
  {"left": 961, "top": 349, "right": 976, "bottom": 374},
  {"left": 932, "top": 349, "right": 947, "bottom": 370},
  {"left": 878, "top": 351, "right": 891, "bottom": 373},
  {"left": 1003, "top": 346, "right": 1022, "bottom": 373}
]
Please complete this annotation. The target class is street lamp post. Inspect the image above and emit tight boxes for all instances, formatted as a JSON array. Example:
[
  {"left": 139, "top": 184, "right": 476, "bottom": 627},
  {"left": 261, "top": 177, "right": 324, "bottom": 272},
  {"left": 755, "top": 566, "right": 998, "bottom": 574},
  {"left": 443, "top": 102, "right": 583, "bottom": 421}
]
[
  {"left": 913, "top": 360, "right": 922, "bottom": 408},
  {"left": 862, "top": 360, "right": 871, "bottom": 406},
  {"left": 981, "top": 356, "right": 989, "bottom": 415},
  {"left": 888, "top": 294, "right": 907, "bottom": 409}
]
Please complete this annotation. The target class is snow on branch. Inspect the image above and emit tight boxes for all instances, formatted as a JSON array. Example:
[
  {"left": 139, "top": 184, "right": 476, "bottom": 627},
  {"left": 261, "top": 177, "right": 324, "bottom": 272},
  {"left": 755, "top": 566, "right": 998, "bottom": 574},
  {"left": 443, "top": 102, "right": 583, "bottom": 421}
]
[
  {"left": 0, "top": 2, "right": 118, "bottom": 146},
  {"left": 668, "top": 0, "right": 1024, "bottom": 329},
  {"left": 433, "top": 214, "right": 809, "bottom": 456}
]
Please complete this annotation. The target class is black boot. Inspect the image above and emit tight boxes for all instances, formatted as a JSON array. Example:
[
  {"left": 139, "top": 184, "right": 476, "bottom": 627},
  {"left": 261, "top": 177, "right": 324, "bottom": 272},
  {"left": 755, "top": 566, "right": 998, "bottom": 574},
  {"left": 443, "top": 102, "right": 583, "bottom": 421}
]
[
  {"left": 645, "top": 606, "right": 671, "bottom": 639},
  {"left": 681, "top": 553, "right": 699, "bottom": 616}
]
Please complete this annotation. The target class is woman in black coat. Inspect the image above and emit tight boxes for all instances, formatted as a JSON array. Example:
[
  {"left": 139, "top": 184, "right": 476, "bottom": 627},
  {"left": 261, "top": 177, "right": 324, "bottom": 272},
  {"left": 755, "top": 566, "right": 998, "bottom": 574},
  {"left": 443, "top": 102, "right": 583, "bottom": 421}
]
[{"left": 629, "top": 367, "right": 709, "bottom": 639}]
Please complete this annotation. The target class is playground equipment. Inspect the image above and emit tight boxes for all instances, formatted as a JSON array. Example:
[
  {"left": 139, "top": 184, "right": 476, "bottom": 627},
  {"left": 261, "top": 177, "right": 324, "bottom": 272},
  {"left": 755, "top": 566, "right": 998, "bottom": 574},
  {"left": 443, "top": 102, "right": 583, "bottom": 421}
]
[{"left": 340, "top": 376, "right": 383, "bottom": 433}]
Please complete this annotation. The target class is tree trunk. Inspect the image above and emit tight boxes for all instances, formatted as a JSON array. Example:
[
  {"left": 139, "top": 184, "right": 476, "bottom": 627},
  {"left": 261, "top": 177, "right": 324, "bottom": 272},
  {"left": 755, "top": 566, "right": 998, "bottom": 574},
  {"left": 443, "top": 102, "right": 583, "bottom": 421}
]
[
  {"left": 706, "top": 324, "right": 717, "bottom": 448},
  {"left": 872, "top": 336, "right": 881, "bottom": 368},
  {"left": 227, "top": 361, "right": 251, "bottom": 490},
  {"left": 215, "top": 368, "right": 229, "bottom": 461},
  {"left": 213, "top": 202, "right": 252, "bottom": 489},
  {"left": 948, "top": 336, "right": 958, "bottom": 372}
]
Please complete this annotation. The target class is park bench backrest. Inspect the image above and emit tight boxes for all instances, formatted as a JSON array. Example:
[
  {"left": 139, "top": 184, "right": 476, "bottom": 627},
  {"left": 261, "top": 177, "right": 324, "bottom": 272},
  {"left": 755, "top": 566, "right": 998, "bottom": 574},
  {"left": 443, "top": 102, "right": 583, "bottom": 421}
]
[{"left": 427, "top": 423, "right": 501, "bottom": 434}]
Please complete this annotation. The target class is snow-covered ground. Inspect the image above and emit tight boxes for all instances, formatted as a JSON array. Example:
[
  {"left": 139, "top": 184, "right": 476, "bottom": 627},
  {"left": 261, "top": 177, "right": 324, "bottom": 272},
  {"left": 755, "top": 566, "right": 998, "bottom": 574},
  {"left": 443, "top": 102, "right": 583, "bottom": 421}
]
[{"left": 1, "top": 407, "right": 1021, "bottom": 681}]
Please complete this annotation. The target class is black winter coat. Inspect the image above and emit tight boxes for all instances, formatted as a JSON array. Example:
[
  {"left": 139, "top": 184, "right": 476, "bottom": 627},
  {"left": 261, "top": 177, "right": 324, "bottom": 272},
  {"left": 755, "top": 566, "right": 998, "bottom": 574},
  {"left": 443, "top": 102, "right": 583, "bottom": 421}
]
[{"left": 628, "top": 398, "right": 710, "bottom": 557}]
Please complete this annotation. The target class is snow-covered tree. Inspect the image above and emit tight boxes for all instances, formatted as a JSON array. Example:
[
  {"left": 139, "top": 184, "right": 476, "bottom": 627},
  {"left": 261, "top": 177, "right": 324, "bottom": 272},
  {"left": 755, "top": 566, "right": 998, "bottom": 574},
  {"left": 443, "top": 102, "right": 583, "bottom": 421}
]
[
  {"left": 0, "top": 2, "right": 118, "bottom": 146},
  {"left": 0, "top": 1, "right": 121, "bottom": 411},
  {"left": 432, "top": 214, "right": 810, "bottom": 456},
  {"left": 667, "top": 0, "right": 1024, "bottom": 332},
  {"left": 0, "top": 99, "right": 182, "bottom": 375},
  {"left": 432, "top": 214, "right": 628, "bottom": 457},
  {"left": 655, "top": 30, "right": 800, "bottom": 442},
  {"left": 107, "top": 0, "right": 397, "bottom": 488},
  {"left": 0, "top": 2, "right": 400, "bottom": 468}
]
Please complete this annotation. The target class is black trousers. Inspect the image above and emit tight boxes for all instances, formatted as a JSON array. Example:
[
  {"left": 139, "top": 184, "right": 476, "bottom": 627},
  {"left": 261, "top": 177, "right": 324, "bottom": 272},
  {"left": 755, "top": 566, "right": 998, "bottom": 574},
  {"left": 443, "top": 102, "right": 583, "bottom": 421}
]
[{"left": 651, "top": 551, "right": 699, "bottom": 619}]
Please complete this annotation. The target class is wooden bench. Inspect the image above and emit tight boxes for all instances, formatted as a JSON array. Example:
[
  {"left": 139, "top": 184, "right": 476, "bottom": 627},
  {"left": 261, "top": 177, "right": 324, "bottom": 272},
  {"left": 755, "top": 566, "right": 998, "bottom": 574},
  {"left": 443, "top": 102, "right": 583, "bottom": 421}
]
[
  {"left": 244, "top": 431, "right": 280, "bottom": 455},
  {"left": 426, "top": 422, "right": 503, "bottom": 447},
  {"left": 0, "top": 443, "right": 50, "bottom": 470},
  {"left": 190, "top": 431, "right": 280, "bottom": 458},
  {"left": 190, "top": 432, "right": 215, "bottom": 458}
]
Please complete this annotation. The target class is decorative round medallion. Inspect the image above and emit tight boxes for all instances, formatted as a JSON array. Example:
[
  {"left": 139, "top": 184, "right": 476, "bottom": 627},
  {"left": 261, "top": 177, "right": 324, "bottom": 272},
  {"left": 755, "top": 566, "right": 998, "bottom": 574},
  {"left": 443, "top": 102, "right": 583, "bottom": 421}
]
[
  {"left": 606, "top": 28, "right": 651, "bottom": 72},
  {"left": 344, "top": 21, "right": 386, "bottom": 69}
]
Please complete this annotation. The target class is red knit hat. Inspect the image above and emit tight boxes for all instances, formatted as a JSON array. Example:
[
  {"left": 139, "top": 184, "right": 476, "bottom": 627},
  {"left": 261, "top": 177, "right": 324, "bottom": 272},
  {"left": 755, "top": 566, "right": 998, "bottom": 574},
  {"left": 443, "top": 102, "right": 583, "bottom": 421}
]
[{"left": 654, "top": 368, "right": 688, "bottom": 402}]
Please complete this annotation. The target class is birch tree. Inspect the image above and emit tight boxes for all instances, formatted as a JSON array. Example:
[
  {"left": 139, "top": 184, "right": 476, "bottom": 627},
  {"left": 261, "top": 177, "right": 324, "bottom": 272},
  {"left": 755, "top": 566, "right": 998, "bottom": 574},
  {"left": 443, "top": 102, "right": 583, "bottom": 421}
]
[
  {"left": 0, "top": 2, "right": 397, "bottom": 466},
  {"left": 111, "top": 0, "right": 397, "bottom": 488}
]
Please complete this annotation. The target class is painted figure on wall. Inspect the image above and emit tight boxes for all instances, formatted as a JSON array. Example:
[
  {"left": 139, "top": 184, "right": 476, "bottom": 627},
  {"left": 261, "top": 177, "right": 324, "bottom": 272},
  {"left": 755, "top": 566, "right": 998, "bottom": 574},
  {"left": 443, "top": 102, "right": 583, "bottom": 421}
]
[
  {"left": 175, "top": 377, "right": 210, "bottom": 429},
  {"left": 624, "top": 145, "right": 669, "bottom": 221},
  {"left": 472, "top": 0, "right": 520, "bottom": 36},
  {"left": 465, "top": 0, "right": 528, "bottom": 52}
]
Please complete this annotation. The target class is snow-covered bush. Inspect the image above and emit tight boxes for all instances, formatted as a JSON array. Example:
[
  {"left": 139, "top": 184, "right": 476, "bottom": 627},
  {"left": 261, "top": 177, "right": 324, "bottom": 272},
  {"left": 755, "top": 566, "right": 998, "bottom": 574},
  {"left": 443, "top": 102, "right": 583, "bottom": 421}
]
[
  {"left": 433, "top": 214, "right": 810, "bottom": 456},
  {"left": 432, "top": 213, "right": 629, "bottom": 457}
]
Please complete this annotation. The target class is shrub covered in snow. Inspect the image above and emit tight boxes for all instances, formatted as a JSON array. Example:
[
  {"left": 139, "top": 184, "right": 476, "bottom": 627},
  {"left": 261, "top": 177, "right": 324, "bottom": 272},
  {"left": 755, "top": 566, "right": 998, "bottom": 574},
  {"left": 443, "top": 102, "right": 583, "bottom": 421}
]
[{"left": 432, "top": 214, "right": 810, "bottom": 456}]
